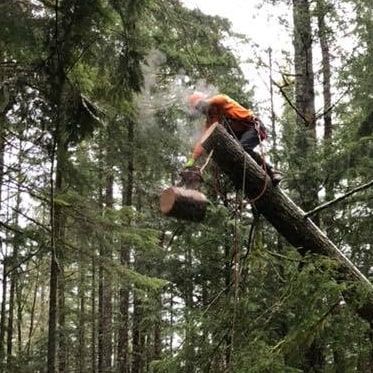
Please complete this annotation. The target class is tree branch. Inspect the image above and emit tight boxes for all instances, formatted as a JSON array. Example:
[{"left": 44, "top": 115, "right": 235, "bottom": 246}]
[{"left": 304, "top": 180, "right": 373, "bottom": 218}]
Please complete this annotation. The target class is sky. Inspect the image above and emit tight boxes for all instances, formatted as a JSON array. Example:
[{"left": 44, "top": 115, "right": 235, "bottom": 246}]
[{"left": 181, "top": 0, "right": 294, "bottom": 118}]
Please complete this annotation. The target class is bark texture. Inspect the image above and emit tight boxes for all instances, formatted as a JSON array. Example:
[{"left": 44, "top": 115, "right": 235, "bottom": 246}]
[
  {"left": 293, "top": 0, "right": 316, "bottom": 129},
  {"left": 317, "top": 0, "right": 332, "bottom": 140},
  {"left": 201, "top": 123, "right": 373, "bottom": 322}
]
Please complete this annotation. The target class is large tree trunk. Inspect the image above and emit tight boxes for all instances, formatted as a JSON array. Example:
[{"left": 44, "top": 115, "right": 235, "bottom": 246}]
[
  {"left": 293, "top": 0, "right": 316, "bottom": 129},
  {"left": 317, "top": 0, "right": 332, "bottom": 140},
  {"left": 317, "top": 0, "right": 334, "bottom": 238},
  {"left": 201, "top": 123, "right": 373, "bottom": 322},
  {"left": 47, "top": 62, "right": 68, "bottom": 373},
  {"left": 293, "top": 1, "right": 324, "bottom": 368}
]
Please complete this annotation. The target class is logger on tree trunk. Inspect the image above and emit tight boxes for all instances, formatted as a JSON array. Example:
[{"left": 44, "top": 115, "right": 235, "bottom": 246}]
[{"left": 185, "top": 92, "right": 283, "bottom": 186}]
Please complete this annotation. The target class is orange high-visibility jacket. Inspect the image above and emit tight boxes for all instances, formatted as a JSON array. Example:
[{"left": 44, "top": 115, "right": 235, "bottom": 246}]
[{"left": 192, "top": 94, "right": 255, "bottom": 160}]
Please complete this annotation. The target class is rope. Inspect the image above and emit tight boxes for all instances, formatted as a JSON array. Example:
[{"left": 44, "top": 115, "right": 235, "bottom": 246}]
[
  {"left": 223, "top": 117, "right": 269, "bottom": 203},
  {"left": 200, "top": 150, "right": 214, "bottom": 174}
]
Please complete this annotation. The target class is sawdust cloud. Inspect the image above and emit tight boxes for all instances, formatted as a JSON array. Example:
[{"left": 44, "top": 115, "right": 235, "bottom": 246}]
[{"left": 136, "top": 49, "right": 218, "bottom": 142}]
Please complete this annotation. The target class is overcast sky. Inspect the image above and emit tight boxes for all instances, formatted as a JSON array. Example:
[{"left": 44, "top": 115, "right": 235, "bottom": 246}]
[{"left": 180, "top": 0, "right": 295, "bottom": 118}]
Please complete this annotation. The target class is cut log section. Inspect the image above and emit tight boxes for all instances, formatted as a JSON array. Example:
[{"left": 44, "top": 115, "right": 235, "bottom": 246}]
[
  {"left": 160, "top": 186, "right": 207, "bottom": 222},
  {"left": 201, "top": 122, "right": 373, "bottom": 323}
]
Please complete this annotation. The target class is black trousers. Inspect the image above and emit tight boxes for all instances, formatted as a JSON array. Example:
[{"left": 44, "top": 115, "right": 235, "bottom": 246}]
[
  {"left": 237, "top": 127, "right": 273, "bottom": 174},
  {"left": 238, "top": 127, "right": 260, "bottom": 151}
]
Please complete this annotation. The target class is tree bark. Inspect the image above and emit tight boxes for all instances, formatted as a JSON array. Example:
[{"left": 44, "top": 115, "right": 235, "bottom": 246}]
[
  {"left": 78, "top": 248, "right": 86, "bottom": 373},
  {"left": 160, "top": 187, "right": 207, "bottom": 222},
  {"left": 0, "top": 115, "right": 4, "bottom": 209},
  {"left": 98, "top": 168, "right": 113, "bottom": 373},
  {"left": 293, "top": 0, "right": 316, "bottom": 129},
  {"left": 317, "top": 0, "right": 332, "bottom": 140},
  {"left": 201, "top": 123, "right": 373, "bottom": 322},
  {"left": 293, "top": 2, "right": 324, "bottom": 368},
  {"left": 117, "top": 118, "right": 134, "bottom": 373},
  {"left": 0, "top": 258, "right": 7, "bottom": 367},
  {"left": 16, "top": 280, "right": 22, "bottom": 355},
  {"left": 91, "top": 255, "right": 97, "bottom": 373},
  {"left": 132, "top": 293, "right": 143, "bottom": 373},
  {"left": 6, "top": 258, "right": 15, "bottom": 367},
  {"left": 26, "top": 279, "right": 38, "bottom": 356}
]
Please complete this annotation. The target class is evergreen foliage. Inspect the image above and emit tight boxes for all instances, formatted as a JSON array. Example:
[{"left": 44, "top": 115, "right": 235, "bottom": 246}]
[{"left": 0, "top": 0, "right": 372, "bottom": 372}]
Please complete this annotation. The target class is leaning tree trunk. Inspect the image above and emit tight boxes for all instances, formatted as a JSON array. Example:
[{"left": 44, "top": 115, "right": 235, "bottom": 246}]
[{"left": 201, "top": 123, "right": 373, "bottom": 322}]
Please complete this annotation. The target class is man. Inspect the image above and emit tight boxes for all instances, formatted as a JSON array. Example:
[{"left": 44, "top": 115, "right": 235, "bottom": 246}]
[{"left": 185, "top": 92, "right": 282, "bottom": 186}]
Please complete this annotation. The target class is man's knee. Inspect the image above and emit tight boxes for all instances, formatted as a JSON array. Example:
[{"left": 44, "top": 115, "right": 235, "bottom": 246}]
[{"left": 239, "top": 129, "right": 259, "bottom": 151}]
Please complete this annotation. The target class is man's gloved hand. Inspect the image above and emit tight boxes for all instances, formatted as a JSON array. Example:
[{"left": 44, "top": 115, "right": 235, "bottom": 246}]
[{"left": 184, "top": 158, "right": 195, "bottom": 168}]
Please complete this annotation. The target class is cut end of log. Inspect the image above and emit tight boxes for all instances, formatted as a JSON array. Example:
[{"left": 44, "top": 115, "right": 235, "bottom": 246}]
[
  {"left": 160, "top": 188, "right": 177, "bottom": 214},
  {"left": 160, "top": 186, "right": 208, "bottom": 222}
]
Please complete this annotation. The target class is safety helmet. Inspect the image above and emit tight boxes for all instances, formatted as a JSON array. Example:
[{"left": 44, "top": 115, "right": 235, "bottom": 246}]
[{"left": 188, "top": 91, "right": 207, "bottom": 111}]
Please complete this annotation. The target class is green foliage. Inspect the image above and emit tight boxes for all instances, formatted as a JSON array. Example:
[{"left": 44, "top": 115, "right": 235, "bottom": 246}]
[{"left": 0, "top": 0, "right": 372, "bottom": 372}]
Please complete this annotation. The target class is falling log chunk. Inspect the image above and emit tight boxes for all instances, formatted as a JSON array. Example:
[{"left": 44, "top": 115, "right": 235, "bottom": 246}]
[{"left": 160, "top": 186, "right": 207, "bottom": 222}]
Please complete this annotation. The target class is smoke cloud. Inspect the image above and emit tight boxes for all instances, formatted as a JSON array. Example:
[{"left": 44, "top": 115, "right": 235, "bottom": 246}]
[{"left": 137, "top": 49, "right": 218, "bottom": 125}]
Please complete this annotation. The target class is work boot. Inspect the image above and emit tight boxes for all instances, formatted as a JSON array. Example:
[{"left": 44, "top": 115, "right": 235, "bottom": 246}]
[{"left": 246, "top": 149, "right": 282, "bottom": 187}]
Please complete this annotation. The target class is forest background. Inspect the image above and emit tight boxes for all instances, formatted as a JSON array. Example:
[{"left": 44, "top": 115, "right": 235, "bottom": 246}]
[{"left": 0, "top": 0, "right": 372, "bottom": 372}]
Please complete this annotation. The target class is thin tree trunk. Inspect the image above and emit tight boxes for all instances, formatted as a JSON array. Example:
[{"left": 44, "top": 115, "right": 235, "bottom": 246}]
[
  {"left": 91, "top": 255, "right": 97, "bottom": 373},
  {"left": 78, "top": 248, "right": 86, "bottom": 373},
  {"left": 6, "top": 265, "right": 15, "bottom": 367},
  {"left": 0, "top": 116, "right": 4, "bottom": 208},
  {"left": 0, "top": 259, "right": 7, "bottom": 368},
  {"left": 153, "top": 294, "right": 162, "bottom": 361},
  {"left": 169, "top": 288, "right": 174, "bottom": 353},
  {"left": 132, "top": 293, "right": 143, "bottom": 373},
  {"left": 268, "top": 48, "right": 278, "bottom": 167},
  {"left": 26, "top": 279, "right": 38, "bottom": 356},
  {"left": 57, "top": 235, "right": 66, "bottom": 373},
  {"left": 184, "top": 246, "right": 194, "bottom": 373},
  {"left": 0, "top": 212, "right": 5, "bottom": 368},
  {"left": 7, "top": 161, "right": 22, "bottom": 368},
  {"left": 56, "top": 140, "right": 67, "bottom": 373},
  {"left": 118, "top": 119, "right": 134, "bottom": 373},
  {"left": 224, "top": 241, "right": 231, "bottom": 370},
  {"left": 98, "top": 136, "right": 113, "bottom": 372},
  {"left": 16, "top": 280, "right": 22, "bottom": 355}
]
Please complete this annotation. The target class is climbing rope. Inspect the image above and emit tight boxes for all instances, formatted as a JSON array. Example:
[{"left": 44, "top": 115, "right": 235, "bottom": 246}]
[{"left": 223, "top": 117, "right": 269, "bottom": 204}]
